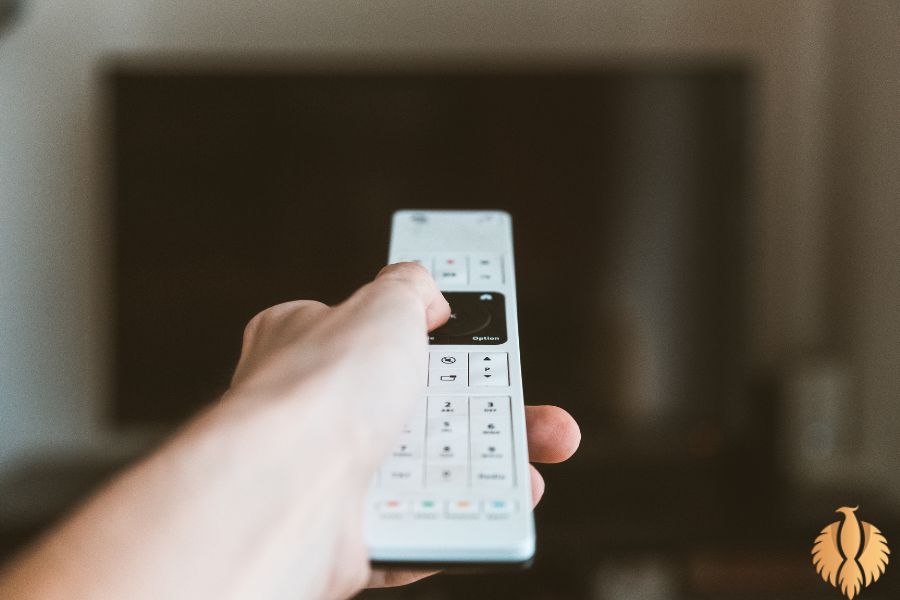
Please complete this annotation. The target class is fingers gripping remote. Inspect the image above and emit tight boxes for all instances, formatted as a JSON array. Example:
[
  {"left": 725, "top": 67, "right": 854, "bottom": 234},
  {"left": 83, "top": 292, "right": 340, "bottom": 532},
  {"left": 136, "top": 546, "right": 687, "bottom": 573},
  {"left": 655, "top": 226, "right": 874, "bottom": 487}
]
[{"left": 364, "top": 210, "right": 535, "bottom": 567}]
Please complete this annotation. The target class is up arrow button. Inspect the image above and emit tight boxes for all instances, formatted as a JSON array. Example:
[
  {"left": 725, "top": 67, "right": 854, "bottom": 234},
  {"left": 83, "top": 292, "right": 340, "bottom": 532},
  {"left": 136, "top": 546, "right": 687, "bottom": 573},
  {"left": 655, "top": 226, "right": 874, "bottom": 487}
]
[{"left": 468, "top": 352, "right": 509, "bottom": 387}]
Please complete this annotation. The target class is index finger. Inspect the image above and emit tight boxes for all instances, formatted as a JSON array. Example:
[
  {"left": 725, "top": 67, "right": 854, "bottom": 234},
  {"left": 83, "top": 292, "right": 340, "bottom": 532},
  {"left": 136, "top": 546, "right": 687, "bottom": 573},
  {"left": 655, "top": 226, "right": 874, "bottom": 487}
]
[{"left": 370, "top": 262, "right": 452, "bottom": 331}]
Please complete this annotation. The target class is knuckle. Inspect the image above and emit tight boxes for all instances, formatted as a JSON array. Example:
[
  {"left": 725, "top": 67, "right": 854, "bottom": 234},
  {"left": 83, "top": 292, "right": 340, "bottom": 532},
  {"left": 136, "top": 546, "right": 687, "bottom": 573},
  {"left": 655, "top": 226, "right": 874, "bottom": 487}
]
[
  {"left": 242, "top": 300, "right": 328, "bottom": 342},
  {"left": 376, "top": 263, "right": 435, "bottom": 301},
  {"left": 242, "top": 310, "right": 268, "bottom": 342},
  {"left": 291, "top": 299, "right": 329, "bottom": 314},
  {"left": 379, "top": 261, "right": 431, "bottom": 282}
]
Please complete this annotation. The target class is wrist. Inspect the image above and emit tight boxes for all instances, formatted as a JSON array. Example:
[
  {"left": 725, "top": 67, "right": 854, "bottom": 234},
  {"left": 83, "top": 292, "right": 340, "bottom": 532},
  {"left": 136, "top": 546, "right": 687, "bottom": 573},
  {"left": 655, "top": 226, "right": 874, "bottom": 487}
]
[{"left": 198, "top": 375, "right": 376, "bottom": 484}]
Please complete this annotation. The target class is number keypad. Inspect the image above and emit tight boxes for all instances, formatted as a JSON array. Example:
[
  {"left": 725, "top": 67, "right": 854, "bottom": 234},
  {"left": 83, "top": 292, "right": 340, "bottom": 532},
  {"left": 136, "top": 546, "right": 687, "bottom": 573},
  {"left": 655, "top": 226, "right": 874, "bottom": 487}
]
[{"left": 377, "top": 396, "right": 514, "bottom": 492}]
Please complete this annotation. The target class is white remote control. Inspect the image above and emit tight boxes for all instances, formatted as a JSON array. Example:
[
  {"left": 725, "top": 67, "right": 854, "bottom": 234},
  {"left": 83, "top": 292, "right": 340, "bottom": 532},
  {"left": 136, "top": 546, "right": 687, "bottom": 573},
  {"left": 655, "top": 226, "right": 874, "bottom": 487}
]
[{"left": 365, "top": 210, "right": 535, "bottom": 567}]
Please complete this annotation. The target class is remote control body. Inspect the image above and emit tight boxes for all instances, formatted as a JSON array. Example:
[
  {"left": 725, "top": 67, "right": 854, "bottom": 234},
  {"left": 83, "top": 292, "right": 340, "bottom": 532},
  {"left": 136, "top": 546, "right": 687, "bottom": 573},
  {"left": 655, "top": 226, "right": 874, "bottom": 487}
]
[{"left": 364, "top": 210, "right": 535, "bottom": 566}]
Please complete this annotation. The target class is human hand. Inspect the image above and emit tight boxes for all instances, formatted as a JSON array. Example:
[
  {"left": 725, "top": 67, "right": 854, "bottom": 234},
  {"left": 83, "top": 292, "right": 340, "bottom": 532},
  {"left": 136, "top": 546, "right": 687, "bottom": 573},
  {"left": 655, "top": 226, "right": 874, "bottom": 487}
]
[
  {"left": 228, "top": 261, "right": 454, "bottom": 463},
  {"left": 0, "top": 263, "right": 579, "bottom": 600},
  {"left": 228, "top": 262, "right": 580, "bottom": 595}
]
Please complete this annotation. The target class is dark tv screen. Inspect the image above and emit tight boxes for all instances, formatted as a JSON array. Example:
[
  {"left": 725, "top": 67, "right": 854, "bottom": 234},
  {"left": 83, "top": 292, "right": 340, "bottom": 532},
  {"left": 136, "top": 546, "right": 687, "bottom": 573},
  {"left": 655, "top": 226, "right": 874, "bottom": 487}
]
[{"left": 111, "top": 64, "right": 748, "bottom": 446}]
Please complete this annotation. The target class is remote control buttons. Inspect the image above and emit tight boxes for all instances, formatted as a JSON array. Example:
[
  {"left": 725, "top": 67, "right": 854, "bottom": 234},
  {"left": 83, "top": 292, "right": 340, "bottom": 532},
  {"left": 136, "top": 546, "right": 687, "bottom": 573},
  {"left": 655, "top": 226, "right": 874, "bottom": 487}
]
[
  {"left": 428, "top": 292, "right": 508, "bottom": 345},
  {"left": 428, "top": 352, "right": 510, "bottom": 388},
  {"left": 471, "top": 437, "right": 512, "bottom": 462},
  {"left": 378, "top": 401, "right": 425, "bottom": 489},
  {"left": 447, "top": 499, "right": 480, "bottom": 517},
  {"left": 438, "top": 304, "right": 493, "bottom": 337},
  {"left": 373, "top": 498, "right": 517, "bottom": 519},
  {"left": 471, "top": 396, "right": 510, "bottom": 416},
  {"left": 394, "top": 256, "right": 433, "bottom": 273},
  {"left": 378, "top": 499, "right": 408, "bottom": 516},
  {"left": 389, "top": 438, "right": 423, "bottom": 460},
  {"left": 471, "top": 254, "right": 503, "bottom": 285},
  {"left": 427, "top": 465, "right": 467, "bottom": 487},
  {"left": 471, "top": 411, "right": 514, "bottom": 488},
  {"left": 428, "top": 369, "right": 467, "bottom": 387},
  {"left": 427, "top": 395, "right": 467, "bottom": 417},
  {"left": 394, "top": 250, "right": 506, "bottom": 300},
  {"left": 426, "top": 395, "right": 469, "bottom": 487},
  {"left": 429, "top": 352, "right": 467, "bottom": 369},
  {"left": 471, "top": 416, "right": 506, "bottom": 438},
  {"left": 433, "top": 254, "right": 468, "bottom": 285},
  {"left": 428, "top": 352, "right": 468, "bottom": 388},
  {"left": 412, "top": 499, "right": 442, "bottom": 517},
  {"left": 469, "top": 352, "right": 509, "bottom": 386},
  {"left": 379, "top": 395, "right": 515, "bottom": 493},
  {"left": 427, "top": 415, "right": 467, "bottom": 437},
  {"left": 380, "top": 463, "right": 421, "bottom": 489},
  {"left": 390, "top": 254, "right": 505, "bottom": 287},
  {"left": 428, "top": 440, "right": 465, "bottom": 462},
  {"left": 473, "top": 469, "right": 513, "bottom": 486},
  {"left": 484, "top": 499, "right": 516, "bottom": 518}
]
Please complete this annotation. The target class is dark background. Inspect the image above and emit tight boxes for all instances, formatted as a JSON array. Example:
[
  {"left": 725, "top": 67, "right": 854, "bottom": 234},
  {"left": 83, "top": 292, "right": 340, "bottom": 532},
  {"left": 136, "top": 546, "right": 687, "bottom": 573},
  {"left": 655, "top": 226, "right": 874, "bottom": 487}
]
[{"left": 111, "top": 67, "right": 746, "bottom": 435}]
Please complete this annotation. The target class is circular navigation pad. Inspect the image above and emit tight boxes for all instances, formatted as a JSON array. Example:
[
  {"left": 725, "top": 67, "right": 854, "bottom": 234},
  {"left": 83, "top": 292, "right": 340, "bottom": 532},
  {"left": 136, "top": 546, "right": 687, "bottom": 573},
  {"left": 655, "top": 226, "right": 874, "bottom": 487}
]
[
  {"left": 429, "top": 292, "right": 507, "bottom": 345},
  {"left": 437, "top": 305, "right": 493, "bottom": 336}
]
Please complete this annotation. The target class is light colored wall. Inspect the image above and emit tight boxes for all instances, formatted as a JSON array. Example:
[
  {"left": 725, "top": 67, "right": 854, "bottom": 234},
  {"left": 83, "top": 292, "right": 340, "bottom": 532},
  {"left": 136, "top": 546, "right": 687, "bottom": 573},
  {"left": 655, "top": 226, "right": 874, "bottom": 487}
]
[
  {"left": 0, "top": 1, "right": 895, "bottom": 490},
  {"left": 829, "top": 1, "right": 900, "bottom": 499}
]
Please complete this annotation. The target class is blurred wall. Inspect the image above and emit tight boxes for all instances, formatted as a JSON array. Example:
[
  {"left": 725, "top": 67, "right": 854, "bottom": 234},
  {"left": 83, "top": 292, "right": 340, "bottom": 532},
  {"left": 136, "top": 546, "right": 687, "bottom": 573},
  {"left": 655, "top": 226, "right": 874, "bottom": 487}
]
[
  {"left": 828, "top": 2, "right": 900, "bottom": 497},
  {"left": 0, "top": 1, "right": 897, "bottom": 498}
]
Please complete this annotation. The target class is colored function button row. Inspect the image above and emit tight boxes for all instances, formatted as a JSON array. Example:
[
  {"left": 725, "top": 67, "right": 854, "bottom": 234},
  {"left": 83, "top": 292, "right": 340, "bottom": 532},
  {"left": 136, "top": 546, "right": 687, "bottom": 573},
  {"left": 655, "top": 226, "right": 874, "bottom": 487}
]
[{"left": 377, "top": 498, "right": 518, "bottom": 518}]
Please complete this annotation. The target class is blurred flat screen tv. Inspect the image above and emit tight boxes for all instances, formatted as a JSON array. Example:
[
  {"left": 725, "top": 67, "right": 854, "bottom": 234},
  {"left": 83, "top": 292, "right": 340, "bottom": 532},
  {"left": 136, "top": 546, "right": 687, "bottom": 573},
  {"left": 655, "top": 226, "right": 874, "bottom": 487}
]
[{"left": 110, "top": 61, "right": 748, "bottom": 455}]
